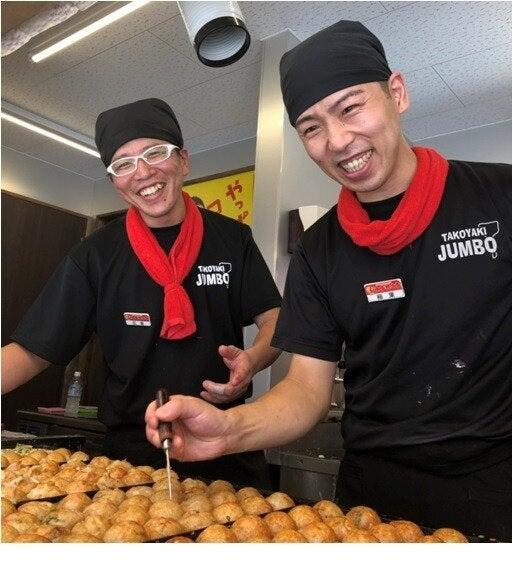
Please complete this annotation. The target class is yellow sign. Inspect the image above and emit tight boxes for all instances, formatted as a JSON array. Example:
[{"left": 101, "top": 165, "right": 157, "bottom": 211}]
[{"left": 183, "top": 170, "right": 254, "bottom": 225}]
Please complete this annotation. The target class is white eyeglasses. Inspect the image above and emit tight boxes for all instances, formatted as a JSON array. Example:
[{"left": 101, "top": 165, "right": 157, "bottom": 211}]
[{"left": 107, "top": 143, "right": 179, "bottom": 177}]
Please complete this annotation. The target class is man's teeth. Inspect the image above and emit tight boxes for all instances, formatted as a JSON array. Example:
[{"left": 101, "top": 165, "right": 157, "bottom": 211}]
[
  {"left": 341, "top": 151, "right": 372, "bottom": 173},
  {"left": 139, "top": 183, "right": 164, "bottom": 197}
]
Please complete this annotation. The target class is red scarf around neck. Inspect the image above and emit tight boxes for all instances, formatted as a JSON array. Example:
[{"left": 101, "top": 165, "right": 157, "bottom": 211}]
[
  {"left": 337, "top": 147, "right": 449, "bottom": 255},
  {"left": 126, "top": 191, "right": 203, "bottom": 340}
]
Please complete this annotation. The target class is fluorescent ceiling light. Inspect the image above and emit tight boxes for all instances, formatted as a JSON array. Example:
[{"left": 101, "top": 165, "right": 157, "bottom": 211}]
[
  {"left": 31, "top": 0, "right": 151, "bottom": 63},
  {"left": 1, "top": 112, "right": 101, "bottom": 158}
]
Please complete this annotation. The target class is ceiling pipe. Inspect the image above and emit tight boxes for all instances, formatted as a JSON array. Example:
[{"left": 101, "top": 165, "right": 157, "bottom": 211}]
[
  {"left": 1, "top": 1, "right": 96, "bottom": 57},
  {"left": 177, "top": 1, "right": 250, "bottom": 67}
]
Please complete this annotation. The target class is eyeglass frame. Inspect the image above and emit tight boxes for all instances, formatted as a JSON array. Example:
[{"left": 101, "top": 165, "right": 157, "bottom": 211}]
[{"left": 106, "top": 143, "right": 180, "bottom": 177}]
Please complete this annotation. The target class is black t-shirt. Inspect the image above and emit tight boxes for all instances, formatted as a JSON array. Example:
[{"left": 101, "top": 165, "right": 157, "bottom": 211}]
[
  {"left": 13, "top": 209, "right": 282, "bottom": 428},
  {"left": 272, "top": 160, "right": 511, "bottom": 473}
]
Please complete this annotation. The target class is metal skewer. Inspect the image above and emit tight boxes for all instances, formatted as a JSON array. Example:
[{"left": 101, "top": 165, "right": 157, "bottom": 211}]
[{"left": 156, "top": 388, "right": 173, "bottom": 500}]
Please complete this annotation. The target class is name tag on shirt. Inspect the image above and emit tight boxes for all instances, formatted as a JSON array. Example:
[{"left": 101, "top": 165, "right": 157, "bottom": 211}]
[
  {"left": 364, "top": 278, "right": 405, "bottom": 302},
  {"left": 124, "top": 312, "right": 151, "bottom": 326}
]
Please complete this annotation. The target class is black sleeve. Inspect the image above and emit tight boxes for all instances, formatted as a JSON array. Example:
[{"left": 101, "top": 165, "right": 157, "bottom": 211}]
[
  {"left": 271, "top": 243, "right": 343, "bottom": 362},
  {"left": 239, "top": 227, "right": 282, "bottom": 326},
  {"left": 11, "top": 255, "right": 96, "bottom": 365}
]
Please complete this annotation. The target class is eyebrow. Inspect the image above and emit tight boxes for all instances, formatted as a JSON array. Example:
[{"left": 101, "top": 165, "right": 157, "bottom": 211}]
[
  {"left": 296, "top": 89, "right": 366, "bottom": 127},
  {"left": 111, "top": 143, "right": 164, "bottom": 162}
]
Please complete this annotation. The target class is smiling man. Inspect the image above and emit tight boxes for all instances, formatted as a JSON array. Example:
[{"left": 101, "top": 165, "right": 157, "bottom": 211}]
[
  {"left": 145, "top": 21, "right": 511, "bottom": 539},
  {"left": 2, "top": 98, "right": 282, "bottom": 487}
]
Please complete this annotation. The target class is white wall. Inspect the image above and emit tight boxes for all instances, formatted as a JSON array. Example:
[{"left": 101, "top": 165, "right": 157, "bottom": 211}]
[
  {"left": 414, "top": 121, "right": 512, "bottom": 164},
  {"left": 1, "top": 146, "right": 94, "bottom": 215}
]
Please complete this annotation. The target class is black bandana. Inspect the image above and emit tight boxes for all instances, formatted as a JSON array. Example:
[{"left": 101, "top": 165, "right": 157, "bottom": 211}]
[
  {"left": 280, "top": 20, "right": 392, "bottom": 126},
  {"left": 95, "top": 98, "right": 184, "bottom": 167}
]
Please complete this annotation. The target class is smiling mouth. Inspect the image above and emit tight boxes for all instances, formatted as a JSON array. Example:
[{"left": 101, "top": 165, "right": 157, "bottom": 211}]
[
  {"left": 339, "top": 150, "right": 373, "bottom": 173},
  {"left": 138, "top": 182, "right": 165, "bottom": 197}
]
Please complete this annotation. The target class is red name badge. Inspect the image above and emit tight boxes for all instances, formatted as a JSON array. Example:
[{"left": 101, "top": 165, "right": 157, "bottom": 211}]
[
  {"left": 364, "top": 278, "right": 405, "bottom": 303},
  {"left": 123, "top": 312, "right": 151, "bottom": 326}
]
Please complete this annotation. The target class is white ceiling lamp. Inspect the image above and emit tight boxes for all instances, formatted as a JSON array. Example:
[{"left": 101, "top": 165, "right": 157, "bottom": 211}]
[
  {"left": 1, "top": 111, "right": 100, "bottom": 158},
  {"left": 178, "top": 1, "right": 250, "bottom": 67},
  {"left": 31, "top": 0, "right": 151, "bottom": 63}
]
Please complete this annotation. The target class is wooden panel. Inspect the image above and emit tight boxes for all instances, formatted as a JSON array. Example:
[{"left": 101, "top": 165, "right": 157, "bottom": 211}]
[{"left": 1, "top": 191, "right": 87, "bottom": 430}]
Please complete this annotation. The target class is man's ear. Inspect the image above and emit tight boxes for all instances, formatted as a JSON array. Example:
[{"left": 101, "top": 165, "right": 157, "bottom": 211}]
[
  {"left": 388, "top": 72, "right": 410, "bottom": 114},
  {"left": 179, "top": 148, "right": 190, "bottom": 177}
]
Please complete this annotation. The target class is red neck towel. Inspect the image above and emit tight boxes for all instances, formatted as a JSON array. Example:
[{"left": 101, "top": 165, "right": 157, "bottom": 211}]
[
  {"left": 337, "top": 147, "right": 449, "bottom": 255},
  {"left": 126, "top": 191, "right": 203, "bottom": 340}
]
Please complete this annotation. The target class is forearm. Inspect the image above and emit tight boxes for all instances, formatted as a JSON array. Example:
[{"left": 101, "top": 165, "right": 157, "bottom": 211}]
[
  {"left": 224, "top": 367, "right": 333, "bottom": 454},
  {"left": 246, "top": 308, "right": 281, "bottom": 374},
  {"left": 1, "top": 343, "right": 50, "bottom": 394}
]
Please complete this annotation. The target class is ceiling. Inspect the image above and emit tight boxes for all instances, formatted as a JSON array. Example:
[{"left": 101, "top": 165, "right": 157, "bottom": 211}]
[{"left": 1, "top": 1, "right": 511, "bottom": 181}]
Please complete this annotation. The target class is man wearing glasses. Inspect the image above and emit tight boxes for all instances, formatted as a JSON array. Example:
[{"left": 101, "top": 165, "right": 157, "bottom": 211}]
[{"left": 1, "top": 98, "right": 282, "bottom": 488}]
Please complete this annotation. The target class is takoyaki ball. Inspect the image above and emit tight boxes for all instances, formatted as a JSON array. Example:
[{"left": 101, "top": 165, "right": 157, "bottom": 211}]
[
  {"left": 235, "top": 487, "right": 262, "bottom": 501},
  {"left": 93, "top": 488, "right": 126, "bottom": 506},
  {"left": 56, "top": 448, "right": 72, "bottom": 460},
  {"left": 313, "top": 500, "right": 344, "bottom": 520},
  {"left": 432, "top": 528, "right": 468, "bottom": 543},
  {"left": 343, "top": 529, "right": 380, "bottom": 543},
  {"left": 62, "top": 480, "right": 96, "bottom": 495},
  {"left": 231, "top": 514, "right": 272, "bottom": 543},
  {"left": 389, "top": 520, "right": 424, "bottom": 543},
  {"left": 96, "top": 475, "right": 121, "bottom": 489},
  {"left": 153, "top": 489, "right": 179, "bottom": 503},
  {"left": 2, "top": 485, "right": 27, "bottom": 504},
  {"left": 324, "top": 516, "right": 357, "bottom": 541},
  {"left": 112, "top": 506, "right": 149, "bottom": 526},
  {"left": 153, "top": 479, "right": 183, "bottom": 501},
  {"left": 240, "top": 496, "right": 273, "bottom": 516},
  {"left": 209, "top": 491, "right": 238, "bottom": 508},
  {"left": 14, "top": 533, "right": 51, "bottom": 543},
  {"left": 151, "top": 468, "right": 179, "bottom": 483},
  {"left": 26, "top": 483, "right": 62, "bottom": 500},
  {"left": 166, "top": 536, "right": 194, "bottom": 543},
  {"left": 15, "top": 479, "right": 37, "bottom": 498},
  {"left": 181, "top": 494, "right": 212, "bottom": 515},
  {"left": 75, "top": 470, "right": 100, "bottom": 486},
  {"left": 43, "top": 509, "right": 84, "bottom": 530},
  {"left": 418, "top": 534, "right": 443, "bottom": 543},
  {"left": 68, "top": 451, "right": 89, "bottom": 463},
  {"left": 135, "top": 465, "right": 155, "bottom": 477},
  {"left": 208, "top": 480, "right": 235, "bottom": 495},
  {"left": 46, "top": 449, "right": 67, "bottom": 464},
  {"left": 144, "top": 517, "right": 185, "bottom": 540},
  {"left": 107, "top": 466, "right": 129, "bottom": 481},
  {"left": 1, "top": 454, "right": 9, "bottom": 468},
  {"left": 57, "top": 492, "right": 92, "bottom": 512},
  {"left": 118, "top": 495, "right": 152, "bottom": 511},
  {"left": 126, "top": 485, "right": 154, "bottom": 500},
  {"left": 1, "top": 524, "right": 19, "bottom": 542},
  {"left": 1, "top": 497, "right": 16, "bottom": 518},
  {"left": 121, "top": 469, "right": 153, "bottom": 486},
  {"left": 3, "top": 512, "right": 38, "bottom": 533},
  {"left": 18, "top": 500, "right": 55, "bottom": 521},
  {"left": 71, "top": 514, "right": 111, "bottom": 540},
  {"left": 288, "top": 505, "right": 322, "bottom": 529},
  {"left": 181, "top": 478, "right": 208, "bottom": 495},
  {"left": 89, "top": 456, "right": 112, "bottom": 470},
  {"left": 272, "top": 529, "right": 308, "bottom": 543},
  {"left": 263, "top": 511, "right": 297, "bottom": 536},
  {"left": 83, "top": 499, "right": 118, "bottom": 519},
  {"left": 148, "top": 499, "right": 184, "bottom": 521},
  {"left": 107, "top": 459, "right": 132, "bottom": 471},
  {"left": 266, "top": 492, "right": 295, "bottom": 511},
  {"left": 300, "top": 521, "right": 338, "bottom": 543},
  {"left": 33, "top": 524, "right": 65, "bottom": 542},
  {"left": 346, "top": 506, "right": 381, "bottom": 530},
  {"left": 212, "top": 502, "right": 245, "bottom": 525},
  {"left": 28, "top": 449, "right": 49, "bottom": 462},
  {"left": 58, "top": 532, "right": 101, "bottom": 543},
  {"left": 103, "top": 521, "right": 146, "bottom": 543},
  {"left": 196, "top": 524, "right": 238, "bottom": 543},
  {"left": 180, "top": 512, "right": 215, "bottom": 533},
  {"left": 3, "top": 452, "right": 22, "bottom": 466},
  {"left": 38, "top": 461, "right": 60, "bottom": 475},
  {"left": 369, "top": 523, "right": 400, "bottom": 543}
]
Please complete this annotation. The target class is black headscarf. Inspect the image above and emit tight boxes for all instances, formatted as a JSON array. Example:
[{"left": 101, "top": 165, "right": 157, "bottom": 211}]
[
  {"left": 95, "top": 98, "right": 183, "bottom": 167},
  {"left": 280, "top": 20, "right": 392, "bottom": 126}
]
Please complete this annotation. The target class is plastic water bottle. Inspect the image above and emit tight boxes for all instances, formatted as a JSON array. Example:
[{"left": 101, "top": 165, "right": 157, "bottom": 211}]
[{"left": 64, "top": 371, "right": 83, "bottom": 416}]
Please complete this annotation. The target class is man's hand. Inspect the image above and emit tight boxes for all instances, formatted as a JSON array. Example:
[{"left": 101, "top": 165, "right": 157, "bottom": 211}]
[
  {"left": 145, "top": 395, "right": 233, "bottom": 462},
  {"left": 201, "top": 345, "right": 254, "bottom": 404}
]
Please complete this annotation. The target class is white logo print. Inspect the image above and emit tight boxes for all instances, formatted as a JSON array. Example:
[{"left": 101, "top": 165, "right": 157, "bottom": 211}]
[
  {"left": 437, "top": 221, "right": 500, "bottom": 262},
  {"left": 196, "top": 262, "right": 232, "bottom": 287}
]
